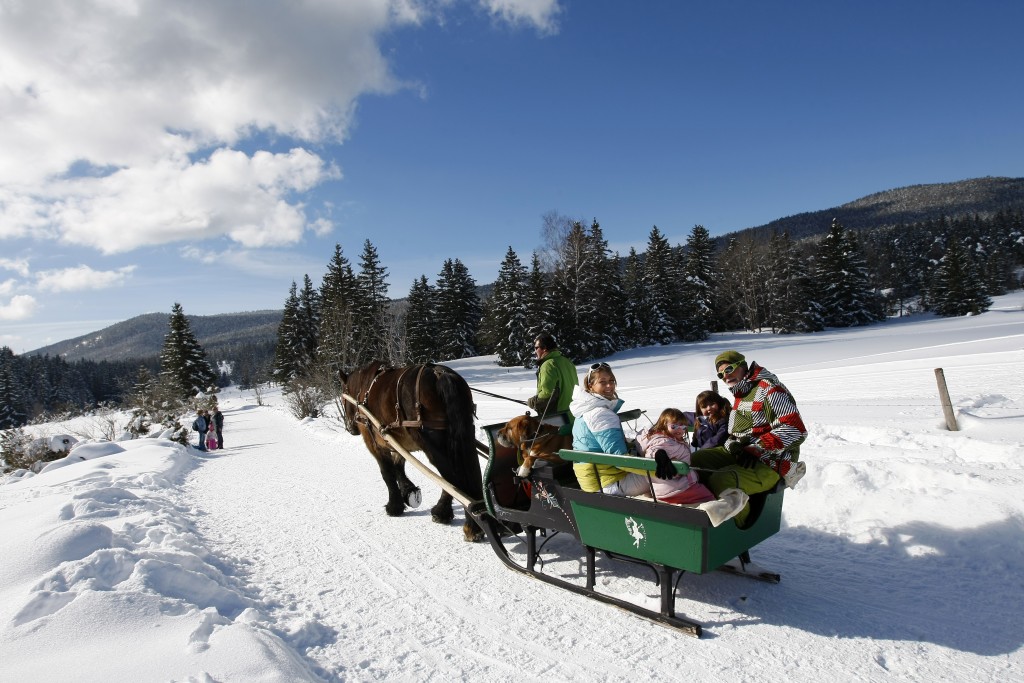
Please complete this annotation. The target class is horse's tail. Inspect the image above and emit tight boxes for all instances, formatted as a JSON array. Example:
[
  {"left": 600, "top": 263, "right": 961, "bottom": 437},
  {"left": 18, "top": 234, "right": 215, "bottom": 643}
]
[{"left": 432, "top": 364, "right": 483, "bottom": 499}]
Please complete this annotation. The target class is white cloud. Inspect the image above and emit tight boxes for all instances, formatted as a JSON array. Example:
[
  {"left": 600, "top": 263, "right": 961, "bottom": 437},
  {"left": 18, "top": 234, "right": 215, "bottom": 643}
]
[
  {"left": 0, "top": 0, "right": 402, "bottom": 252},
  {"left": 481, "top": 0, "right": 561, "bottom": 34},
  {"left": 48, "top": 147, "right": 340, "bottom": 253},
  {"left": 0, "top": 294, "right": 37, "bottom": 320},
  {"left": 0, "top": 0, "right": 560, "bottom": 253},
  {"left": 181, "top": 246, "right": 324, "bottom": 279},
  {"left": 0, "top": 257, "right": 31, "bottom": 277},
  {"left": 36, "top": 265, "right": 137, "bottom": 293},
  {"left": 0, "top": 278, "right": 16, "bottom": 297}
]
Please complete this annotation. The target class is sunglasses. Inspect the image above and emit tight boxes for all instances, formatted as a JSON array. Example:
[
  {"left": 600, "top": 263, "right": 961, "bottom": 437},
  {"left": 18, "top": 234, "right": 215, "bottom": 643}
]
[
  {"left": 717, "top": 363, "right": 741, "bottom": 379},
  {"left": 586, "top": 362, "right": 612, "bottom": 384},
  {"left": 668, "top": 423, "right": 687, "bottom": 432}
]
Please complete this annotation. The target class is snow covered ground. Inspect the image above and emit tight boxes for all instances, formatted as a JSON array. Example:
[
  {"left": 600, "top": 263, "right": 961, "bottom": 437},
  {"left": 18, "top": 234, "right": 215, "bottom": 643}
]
[{"left": 3, "top": 293, "right": 1024, "bottom": 682}]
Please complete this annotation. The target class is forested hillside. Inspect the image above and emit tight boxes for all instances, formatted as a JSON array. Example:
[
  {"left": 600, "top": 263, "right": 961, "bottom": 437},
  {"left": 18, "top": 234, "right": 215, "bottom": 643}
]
[
  {"left": 30, "top": 310, "right": 282, "bottom": 362},
  {"left": 734, "top": 176, "right": 1024, "bottom": 242}
]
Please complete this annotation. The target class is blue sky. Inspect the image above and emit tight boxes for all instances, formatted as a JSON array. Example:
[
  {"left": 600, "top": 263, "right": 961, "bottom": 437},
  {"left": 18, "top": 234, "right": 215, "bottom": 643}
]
[{"left": 2, "top": 0, "right": 1022, "bottom": 353}]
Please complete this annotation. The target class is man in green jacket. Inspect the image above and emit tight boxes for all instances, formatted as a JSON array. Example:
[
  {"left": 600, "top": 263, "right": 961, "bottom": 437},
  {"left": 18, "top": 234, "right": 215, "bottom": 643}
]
[{"left": 527, "top": 332, "right": 578, "bottom": 421}]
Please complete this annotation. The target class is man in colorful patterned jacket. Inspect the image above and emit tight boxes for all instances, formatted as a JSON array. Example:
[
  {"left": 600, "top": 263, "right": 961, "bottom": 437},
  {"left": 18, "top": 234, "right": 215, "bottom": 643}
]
[{"left": 691, "top": 350, "right": 807, "bottom": 526}]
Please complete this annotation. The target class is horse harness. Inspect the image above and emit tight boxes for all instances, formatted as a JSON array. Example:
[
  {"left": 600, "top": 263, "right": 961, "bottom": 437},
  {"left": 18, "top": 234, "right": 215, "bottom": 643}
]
[{"left": 354, "top": 364, "right": 449, "bottom": 435}]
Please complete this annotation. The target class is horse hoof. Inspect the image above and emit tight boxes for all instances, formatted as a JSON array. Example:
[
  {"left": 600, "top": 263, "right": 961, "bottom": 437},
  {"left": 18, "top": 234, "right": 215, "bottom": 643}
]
[
  {"left": 385, "top": 503, "right": 405, "bottom": 517},
  {"left": 463, "top": 526, "right": 486, "bottom": 543},
  {"left": 430, "top": 512, "right": 454, "bottom": 525},
  {"left": 404, "top": 488, "right": 422, "bottom": 508}
]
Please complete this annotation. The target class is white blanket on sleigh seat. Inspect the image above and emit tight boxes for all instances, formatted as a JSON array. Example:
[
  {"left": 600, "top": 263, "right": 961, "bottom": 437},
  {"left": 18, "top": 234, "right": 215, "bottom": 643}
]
[{"left": 696, "top": 488, "right": 749, "bottom": 527}]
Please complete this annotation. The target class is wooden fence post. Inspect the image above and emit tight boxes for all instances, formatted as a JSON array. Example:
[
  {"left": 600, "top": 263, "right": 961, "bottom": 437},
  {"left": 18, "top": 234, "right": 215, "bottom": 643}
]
[{"left": 934, "top": 368, "right": 959, "bottom": 431}]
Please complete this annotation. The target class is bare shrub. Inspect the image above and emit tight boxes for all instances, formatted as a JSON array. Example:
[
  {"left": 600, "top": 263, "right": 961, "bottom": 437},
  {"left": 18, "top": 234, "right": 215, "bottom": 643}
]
[{"left": 284, "top": 379, "right": 328, "bottom": 419}]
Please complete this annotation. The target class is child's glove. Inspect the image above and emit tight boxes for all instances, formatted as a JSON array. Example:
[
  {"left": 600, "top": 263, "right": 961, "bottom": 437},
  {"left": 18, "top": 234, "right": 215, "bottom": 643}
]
[{"left": 654, "top": 449, "right": 677, "bottom": 479}]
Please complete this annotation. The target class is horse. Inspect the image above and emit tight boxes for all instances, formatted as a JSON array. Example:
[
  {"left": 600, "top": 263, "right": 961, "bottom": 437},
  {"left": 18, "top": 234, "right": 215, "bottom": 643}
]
[
  {"left": 339, "top": 361, "right": 484, "bottom": 542},
  {"left": 496, "top": 413, "right": 573, "bottom": 476}
]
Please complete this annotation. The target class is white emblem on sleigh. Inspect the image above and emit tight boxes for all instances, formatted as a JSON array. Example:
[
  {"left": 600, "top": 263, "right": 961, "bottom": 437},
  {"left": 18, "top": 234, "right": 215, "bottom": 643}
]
[
  {"left": 624, "top": 516, "right": 646, "bottom": 548},
  {"left": 533, "top": 481, "right": 562, "bottom": 510}
]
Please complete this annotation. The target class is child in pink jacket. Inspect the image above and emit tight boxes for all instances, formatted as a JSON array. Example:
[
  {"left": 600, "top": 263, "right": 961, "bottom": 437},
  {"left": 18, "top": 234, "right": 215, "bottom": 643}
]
[{"left": 636, "top": 408, "right": 715, "bottom": 504}]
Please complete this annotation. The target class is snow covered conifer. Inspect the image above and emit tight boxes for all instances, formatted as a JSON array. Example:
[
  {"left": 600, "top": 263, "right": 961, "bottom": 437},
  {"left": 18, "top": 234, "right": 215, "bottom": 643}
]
[
  {"left": 676, "top": 224, "right": 717, "bottom": 342},
  {"left": 317, "top": 244, "right": 360, "bottom": 372},
  {"left": 404, "top": 276, "right": 438, "bottom": 363},
  {"left": 523, "top": 252, "right": 551, "bottom": 367},
  {"left": 0, "top": 347, "right": 27, "bottom": 429},
  {"left": 929, "top": 236, "right": 992, "bottom": 316},
  {"left": 435, "top": 258, "right": 481, "bottom": 361},
  {"left": 768, "top": 231, "right": 824, "bottom": 333},
  {"left": 621, "top": 248, "right": 648, "bottom": 348},
  {"left": 159, "top": 303, "right": 217, "bottom": 400},
  {"left": 272, "top": 282, "right": 304, "bottom": 385},
  {"left": 812, "top": 218, "right": 884, "bottom": 327},
  {"left": 641, "top": 226, "right": 676, "bottom": 345},
  {"left": 352, "top": 239, "right": 391, "bottom": 366},
  {"left": 483, "top": 247, "right": 531, "bottom": 367}
]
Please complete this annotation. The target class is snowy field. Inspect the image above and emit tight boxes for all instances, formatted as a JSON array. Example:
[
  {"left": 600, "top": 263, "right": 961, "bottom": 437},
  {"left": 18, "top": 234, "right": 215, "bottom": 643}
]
[{"left": 2, "top": 293, "right": 1024, "bottom": 682}]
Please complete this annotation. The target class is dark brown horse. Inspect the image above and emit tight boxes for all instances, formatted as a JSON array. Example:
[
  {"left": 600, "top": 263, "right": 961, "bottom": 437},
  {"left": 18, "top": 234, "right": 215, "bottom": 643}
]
[{"left": 339, "top": 361, "right": 484, "bottom": 542}]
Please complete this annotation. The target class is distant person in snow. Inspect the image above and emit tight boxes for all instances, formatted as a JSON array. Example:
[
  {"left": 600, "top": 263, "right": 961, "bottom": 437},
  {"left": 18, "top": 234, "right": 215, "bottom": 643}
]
[
  {"left": 527, "top": 332, "right": 579, "bottom": 422},
  {"left": 691, "top": 350, "right": 807, "bottom": 526},
  {"left": 212, "top": 407, "right": 224, "bottom": 449},
  {"left": 192, "top": 410, "right": 209, "bottom": 451}
]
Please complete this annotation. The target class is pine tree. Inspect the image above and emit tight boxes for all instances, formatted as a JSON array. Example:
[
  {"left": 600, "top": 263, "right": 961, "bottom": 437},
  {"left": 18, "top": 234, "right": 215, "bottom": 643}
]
[
  {"left": 296, "top": 274, "right": 320, "bottom": 371},
  {"left": 0, "top": 347, "right": 28, "bottom": 428},
  {"left": 352, "top": 239, "right": 391, "bottom": 365},
  {"left": 549, "top": 220, "right": 612, "bottom": 361},
  {"left": 435, "top": 258, "right": 481, "bottom": 361},
  {"left": 676, "top": 224, "right": 717, "bottom": 342},
  {"left": 404, "top": 276, "right": 438, "bottom": 363},
  {"left": 522, "top": 252, "right": 551, "bottom": 367},
  {"left": 483, "top": 247, "right": 532, "bottom": 367},
  {"left": 272, "top": 282, "right": 303, "bottom": 384},
  {"left": 621, "top": 247, "right": 648, "bottom": 348},
  {"left": 768, "top": 231, "right": 824, "bottom": 333},
  {"left": 929, "top": 237, "right": 992, "bottom": 316},
  {"left": 159, "top": 303, "right": 217, "bottom": 399},
  {"left": 317, "top": 244, "right": 360, "bottom": 372},
  {"left": 812, "top": 218, "right": 884, "bottom": 327},
  {"left": 585, "top": 220, "right": 625, "bottom": 357},
  {"left": 715, "top": 234, "right": 770, "bottom": 332},
  {"left": 641, "top": 226, "right": 676, "bottom": 345}
]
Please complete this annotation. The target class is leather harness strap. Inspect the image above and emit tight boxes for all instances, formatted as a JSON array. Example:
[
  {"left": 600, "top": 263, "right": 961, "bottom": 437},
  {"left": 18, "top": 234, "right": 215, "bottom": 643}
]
[{"left": 357, "top": 364, "right": 448, "bottom": 434}]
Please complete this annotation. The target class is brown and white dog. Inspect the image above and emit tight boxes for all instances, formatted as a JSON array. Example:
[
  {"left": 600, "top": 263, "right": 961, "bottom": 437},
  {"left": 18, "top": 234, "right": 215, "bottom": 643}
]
[{"left": 496, "top": 413, "right": 573, "bottom": 476}]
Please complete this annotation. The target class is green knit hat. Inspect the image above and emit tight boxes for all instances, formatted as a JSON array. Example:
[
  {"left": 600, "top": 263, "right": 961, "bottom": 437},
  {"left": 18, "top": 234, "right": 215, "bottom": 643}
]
[{"left": 714, "top": 350, "right": 745, "bottom": 368}]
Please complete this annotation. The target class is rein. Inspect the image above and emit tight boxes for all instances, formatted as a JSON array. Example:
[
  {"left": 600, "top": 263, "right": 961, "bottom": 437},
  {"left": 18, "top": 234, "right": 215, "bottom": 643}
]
[{"left": 469, "top": 386, "right": 528, "bottom": 406}]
